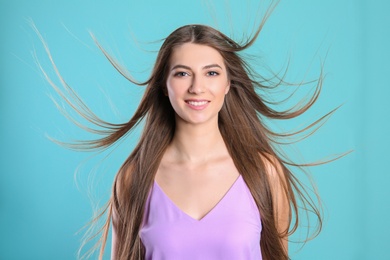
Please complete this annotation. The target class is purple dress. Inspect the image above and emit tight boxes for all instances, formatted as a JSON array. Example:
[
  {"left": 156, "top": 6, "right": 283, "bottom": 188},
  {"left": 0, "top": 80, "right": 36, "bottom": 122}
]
[{"left": 140, "top": 175, "right": 262, "bottom": 259}]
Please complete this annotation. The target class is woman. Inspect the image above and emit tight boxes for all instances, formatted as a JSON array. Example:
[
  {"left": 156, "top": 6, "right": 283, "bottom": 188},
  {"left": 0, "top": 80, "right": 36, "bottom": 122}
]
[
  {"left": 88, "top": 24, "right": 323, "bottom": 260},
  {"left": 38, "top": 21, "right": 324, "bottom": 260},
  {"left": 110, "top": 25, "right": 290, "bottom": 260}
]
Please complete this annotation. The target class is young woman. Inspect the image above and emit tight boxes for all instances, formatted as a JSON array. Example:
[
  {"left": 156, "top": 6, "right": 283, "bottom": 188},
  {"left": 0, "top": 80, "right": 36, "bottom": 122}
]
[
  {"left": 38, "top": 19, "right": 326, "bottom": 260},
  {"left": 110, "top": 26, "right": 291, "bottom": 260},
  {"left": 83, "top": 24, "right": 324, "bottom": 260}
]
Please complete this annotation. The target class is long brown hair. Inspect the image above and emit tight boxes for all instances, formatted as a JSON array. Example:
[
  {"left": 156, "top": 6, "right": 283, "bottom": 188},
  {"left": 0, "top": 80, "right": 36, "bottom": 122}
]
[{"left": 34, "top": 10, "right": 334, "bottom": 260}]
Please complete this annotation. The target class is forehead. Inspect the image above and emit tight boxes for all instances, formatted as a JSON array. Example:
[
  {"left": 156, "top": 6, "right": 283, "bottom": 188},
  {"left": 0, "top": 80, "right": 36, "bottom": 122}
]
[{"left": 169, "top": 43, "right": 225, "bottom": 68}]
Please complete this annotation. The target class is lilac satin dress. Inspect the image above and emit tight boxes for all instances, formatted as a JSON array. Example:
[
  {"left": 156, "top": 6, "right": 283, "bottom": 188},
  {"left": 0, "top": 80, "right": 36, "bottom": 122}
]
[{"left": 140, "top": 175, "right": 262, "bottom": 259}]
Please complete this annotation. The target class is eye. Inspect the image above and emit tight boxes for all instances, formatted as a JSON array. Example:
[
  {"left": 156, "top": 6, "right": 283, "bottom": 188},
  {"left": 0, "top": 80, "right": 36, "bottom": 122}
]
[
  {"left": 174, "top": 71, "right": 190, "bottom": 77},
  {"left": 207, "top": 71, "right": 219, "bottom": 76}
]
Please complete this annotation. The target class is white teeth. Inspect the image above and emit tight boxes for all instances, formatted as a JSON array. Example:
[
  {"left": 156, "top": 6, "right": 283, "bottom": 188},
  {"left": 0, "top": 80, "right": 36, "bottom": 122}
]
[{"left": 187, "top": 101, "right": 208, "bottom": 106}]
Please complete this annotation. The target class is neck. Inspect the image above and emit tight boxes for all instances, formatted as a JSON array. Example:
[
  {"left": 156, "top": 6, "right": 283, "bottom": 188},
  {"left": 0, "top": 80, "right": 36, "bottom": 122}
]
[{"left": 168, "top": 119, "right": 227, "bottom": 164}]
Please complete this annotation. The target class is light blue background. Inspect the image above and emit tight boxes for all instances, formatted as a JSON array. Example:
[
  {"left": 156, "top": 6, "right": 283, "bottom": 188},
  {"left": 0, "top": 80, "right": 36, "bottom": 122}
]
[{"left": 1, "top": 0, "right": 389, "bottom": 259}]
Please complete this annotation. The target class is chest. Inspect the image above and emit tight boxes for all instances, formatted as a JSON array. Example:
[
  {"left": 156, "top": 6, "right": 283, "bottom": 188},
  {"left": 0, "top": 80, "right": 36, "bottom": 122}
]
[
  {"left": 139, "top": 175, "right": 262, "bottom": 260},
  {"left": 155, "top": 156, "right": 240, "bottom": 220}
]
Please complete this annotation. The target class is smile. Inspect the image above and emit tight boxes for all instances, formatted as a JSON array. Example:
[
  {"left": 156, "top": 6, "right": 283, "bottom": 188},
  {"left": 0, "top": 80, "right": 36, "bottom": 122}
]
[{"left": 186, "top": 100, "right": 209, "bottom": 106}]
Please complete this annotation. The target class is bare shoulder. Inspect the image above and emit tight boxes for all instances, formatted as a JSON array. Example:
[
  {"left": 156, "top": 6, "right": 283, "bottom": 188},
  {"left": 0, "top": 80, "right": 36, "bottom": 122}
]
[
  {"left": 259, "top": 153, "right": 289, "bottom": 220},
  {"left": 259, "top": 153, "right": 286, "bottom": 184},
  {"left": 260, "top": 153, "right": 290, "bottom": 250},
  {"left": 114, "top": 162, "right": 135, "bottom": 200}
]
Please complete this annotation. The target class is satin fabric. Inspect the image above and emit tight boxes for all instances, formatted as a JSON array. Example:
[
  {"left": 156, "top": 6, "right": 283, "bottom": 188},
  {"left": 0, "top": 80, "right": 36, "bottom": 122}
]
[{"left": 140, "top": 175, "right": 262, "bottom": 260}]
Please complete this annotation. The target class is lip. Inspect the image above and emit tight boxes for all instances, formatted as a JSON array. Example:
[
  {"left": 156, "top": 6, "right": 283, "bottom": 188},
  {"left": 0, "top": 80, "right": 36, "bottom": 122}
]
[{"left": 185, "top": 99, "right": 210, "bottom": 110}]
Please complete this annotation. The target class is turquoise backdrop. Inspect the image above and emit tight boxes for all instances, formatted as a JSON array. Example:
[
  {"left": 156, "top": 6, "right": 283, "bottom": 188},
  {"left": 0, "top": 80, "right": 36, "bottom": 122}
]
[{"left": 1, "top": 0, "right": 389, "bottom": 259}]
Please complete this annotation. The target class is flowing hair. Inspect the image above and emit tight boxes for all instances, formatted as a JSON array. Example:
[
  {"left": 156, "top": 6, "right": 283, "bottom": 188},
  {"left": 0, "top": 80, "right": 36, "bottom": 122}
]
[{"left": 34, "top": 6, "right": 340, "bottom": 260}]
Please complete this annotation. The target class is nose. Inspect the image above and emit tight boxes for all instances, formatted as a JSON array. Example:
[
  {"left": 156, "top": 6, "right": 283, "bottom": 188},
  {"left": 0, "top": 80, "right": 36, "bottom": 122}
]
[{"left": 188, "top": 75, "right": 204, "bottom": 94}]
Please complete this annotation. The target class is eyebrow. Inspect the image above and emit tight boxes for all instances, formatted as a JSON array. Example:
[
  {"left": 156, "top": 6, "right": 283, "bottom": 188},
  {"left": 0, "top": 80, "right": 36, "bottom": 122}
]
[{"left": 171, "top": 64, "right": 222, "bottom": 71}]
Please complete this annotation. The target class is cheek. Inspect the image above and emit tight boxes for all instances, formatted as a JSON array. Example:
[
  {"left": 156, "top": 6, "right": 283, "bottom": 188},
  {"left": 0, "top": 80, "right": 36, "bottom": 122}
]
[
  {"left": 166, "top": 78, "right": 177, "bottom": 97},
  {"left": 211, "top": 79, "right": 230, "bottom": 96},
  {"left": 166, "top": 83, "right": 181, "bottom": 98},
  {"left": 167, "top": 76, "right": 193, "bottom": 97},
  {"left": 166, "top": 79, "right": 186, "bottom": 107},
  {"left": 225, "top": 83, "right": 230, "bottom": 94}
]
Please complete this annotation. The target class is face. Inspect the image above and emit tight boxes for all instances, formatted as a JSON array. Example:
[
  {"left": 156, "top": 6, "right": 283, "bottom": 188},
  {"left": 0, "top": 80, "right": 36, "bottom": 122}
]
[{"left": 166, "top": 43, "right": 230, "bottom": 126}]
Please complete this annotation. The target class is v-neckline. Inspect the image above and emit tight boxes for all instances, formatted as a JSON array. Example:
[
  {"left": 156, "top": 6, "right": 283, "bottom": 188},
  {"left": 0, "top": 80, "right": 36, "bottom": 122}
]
[{"left": 154, "top": 175, "right": 242, "bottom": 222}]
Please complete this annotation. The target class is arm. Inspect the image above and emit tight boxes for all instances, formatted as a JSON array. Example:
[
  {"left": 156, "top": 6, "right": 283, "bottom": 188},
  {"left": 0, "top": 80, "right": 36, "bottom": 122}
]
[
  {"left": 110, "top": 165, "right": 133, "bottom": 260},
  {"left": 262, "top": 155, "right": 290, "bottom": 253}
]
